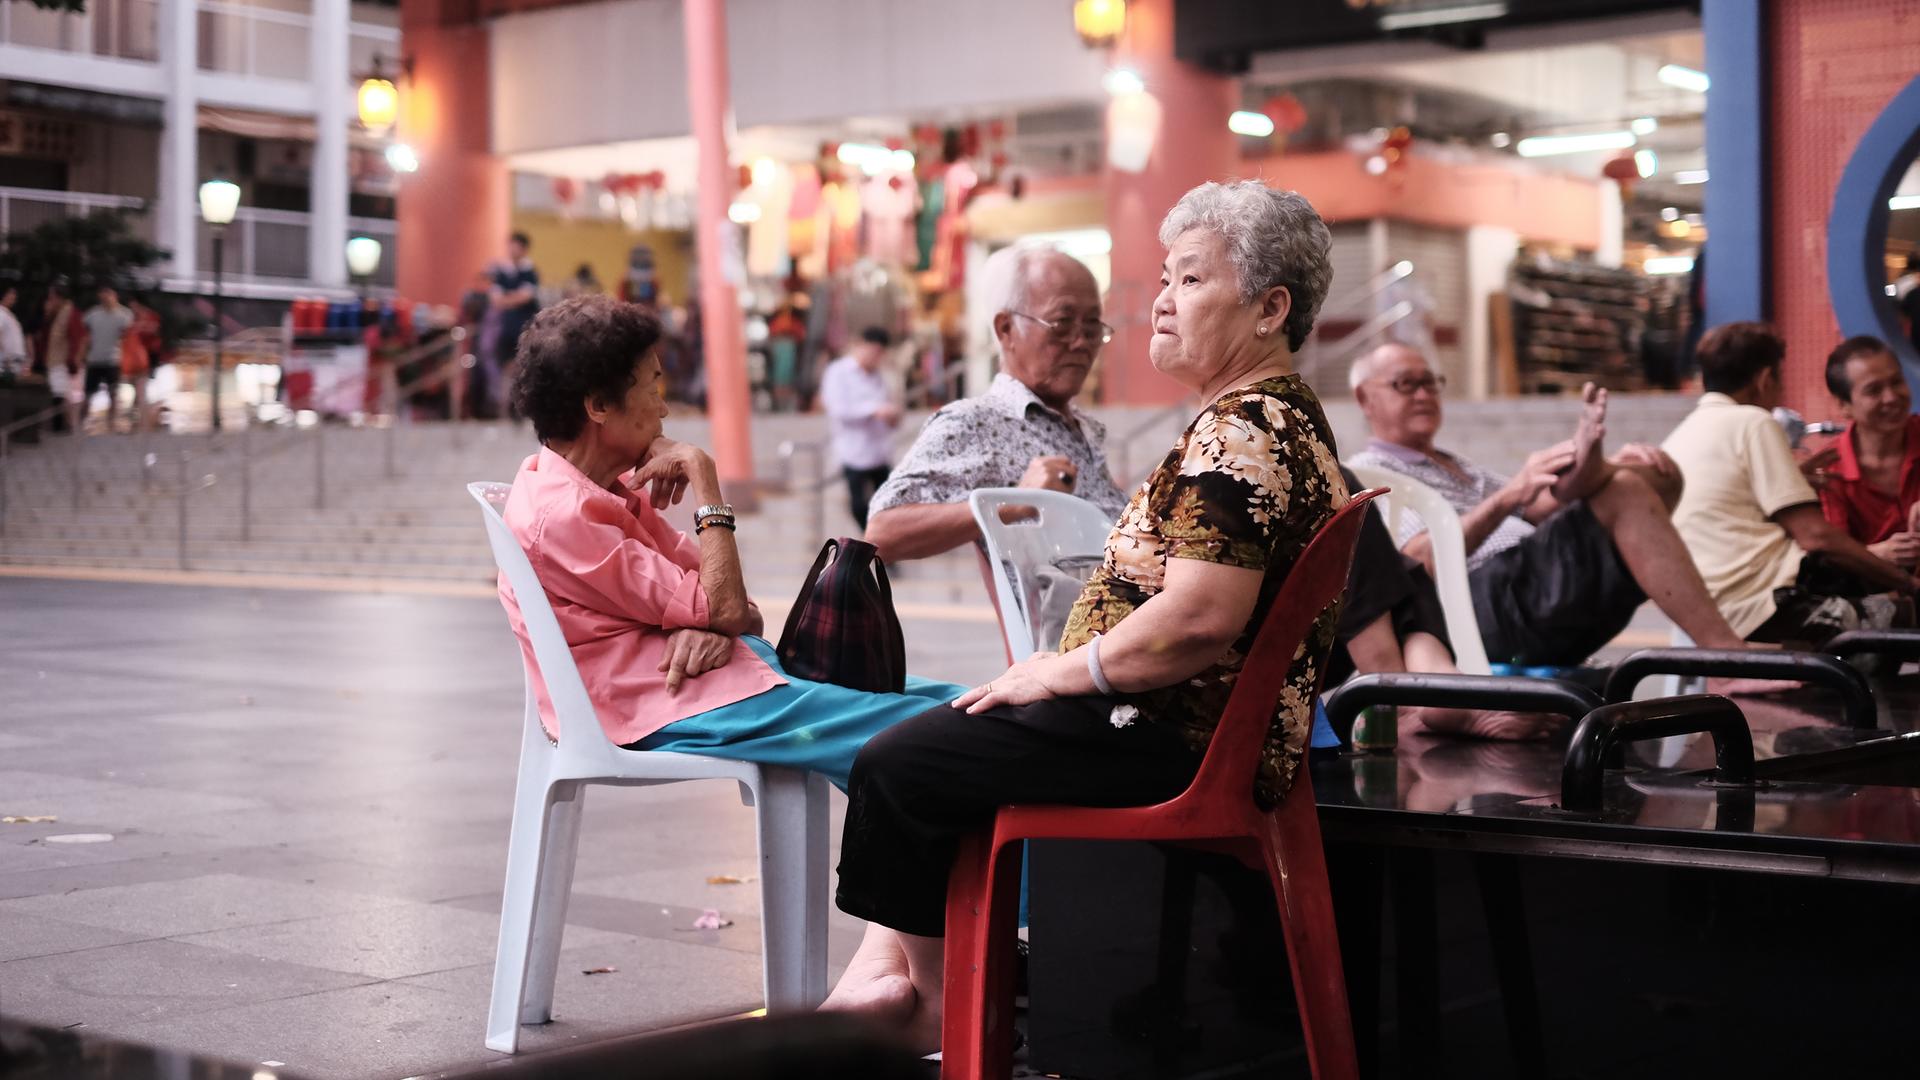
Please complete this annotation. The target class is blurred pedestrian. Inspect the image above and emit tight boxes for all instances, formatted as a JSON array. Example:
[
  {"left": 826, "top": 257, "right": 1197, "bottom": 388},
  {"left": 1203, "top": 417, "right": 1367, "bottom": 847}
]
[
  {"left": 35, "top": 284, "right": 83, "bottom": 431},
  {"left": 564, "top": 262, "right": 602, "bottom": 298},
  {"left": 490, "top": 231, "right": 541, "bottom": 415},
  {"left": 820, "top": 326, "right": 901, "bottom": 531},
  {"left": 119, "top": 298, "right": 160, "bottom": 432},
  {"left": 77, "top": 285, "right": 133, "bottom": 431},
  {"left": 0, "top": 285, "right": 26, "bottom": 378}
]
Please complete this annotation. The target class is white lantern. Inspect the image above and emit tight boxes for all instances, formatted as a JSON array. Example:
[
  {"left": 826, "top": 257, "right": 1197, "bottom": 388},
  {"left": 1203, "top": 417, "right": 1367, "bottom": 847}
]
[
  {"left": 345, "top": 236, "right": 383, "bottom": 278},
  {"left": 198, "top": 178, "right": 240, "bottom": 226}
]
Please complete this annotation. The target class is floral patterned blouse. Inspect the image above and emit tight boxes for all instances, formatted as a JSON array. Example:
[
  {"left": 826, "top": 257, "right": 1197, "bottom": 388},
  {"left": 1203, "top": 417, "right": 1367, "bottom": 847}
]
[{"left": 1060, "top": 375, "right": 1349, "bottom": 804}]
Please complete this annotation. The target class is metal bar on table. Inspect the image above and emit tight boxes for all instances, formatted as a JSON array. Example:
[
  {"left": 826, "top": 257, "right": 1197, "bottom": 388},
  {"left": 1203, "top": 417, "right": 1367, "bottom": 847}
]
[
  {"left": 176, "top": 453, "right": 189, "bottom": 570},
  {"left": 313, "top": 421, "right": 325, "bottom": 510}
]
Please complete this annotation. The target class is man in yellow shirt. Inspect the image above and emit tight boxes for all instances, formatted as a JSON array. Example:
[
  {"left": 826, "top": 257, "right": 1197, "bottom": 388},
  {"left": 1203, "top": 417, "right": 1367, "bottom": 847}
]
[{"left": 1662, "top": 322, "right": 1920, "bottom": 645}]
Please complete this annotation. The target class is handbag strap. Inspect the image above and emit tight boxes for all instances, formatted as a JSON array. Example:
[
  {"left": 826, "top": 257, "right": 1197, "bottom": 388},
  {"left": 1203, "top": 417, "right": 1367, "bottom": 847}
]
[{"left": 778, "top": 537, "right": 840, "bottom": 647}]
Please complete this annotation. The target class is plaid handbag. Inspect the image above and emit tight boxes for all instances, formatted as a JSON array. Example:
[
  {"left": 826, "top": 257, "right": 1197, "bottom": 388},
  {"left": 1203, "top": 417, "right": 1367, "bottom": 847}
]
[{"left": 776, "top": 537, "right": 907, "bottom": 694}]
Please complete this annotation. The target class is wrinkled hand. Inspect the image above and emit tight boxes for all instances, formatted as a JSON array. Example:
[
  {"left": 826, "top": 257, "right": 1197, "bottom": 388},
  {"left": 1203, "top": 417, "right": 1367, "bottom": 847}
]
[
  {"left": 1611, "top": 442, "right": 1679, "bottom": 484},
  {"left": 659, "top": 628, "right": 735, "bottom": 693},
  {"left": 630, "top": 438, "right": 715, "bottom": 509},
  {"left": 953, "top": 657, "right": 1065, "bottom": 715},
  {"left": 1018, "top": 455, "right": 1077, "bottom": 493},
  {"left": 1508, "top": 441, "right": 1576, "bottom": 506},
  {"left": 874, "top": 402, "right": 903, "bottom": 426},
  {"left": 1796, "top": 445, "right": 1840, "bottom": 490},
  {"left": 1870, "top": 532, "right": 1920, "bottom": 568}
]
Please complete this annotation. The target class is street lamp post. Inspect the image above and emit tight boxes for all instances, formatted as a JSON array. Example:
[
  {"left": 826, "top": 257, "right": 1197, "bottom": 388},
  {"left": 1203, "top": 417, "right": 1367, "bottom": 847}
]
[
  {"left": 198, "top": 177, "right": 239, "bottom": 433},
  {"left": 345, "top": 235, "right": 382, "bottom": 298}
]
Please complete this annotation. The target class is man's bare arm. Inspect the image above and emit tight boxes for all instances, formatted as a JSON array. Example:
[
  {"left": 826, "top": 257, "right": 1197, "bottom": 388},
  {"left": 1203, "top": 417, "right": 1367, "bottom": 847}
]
[{"left": 865, "top": 503, "right": 980, "bottom": 562}]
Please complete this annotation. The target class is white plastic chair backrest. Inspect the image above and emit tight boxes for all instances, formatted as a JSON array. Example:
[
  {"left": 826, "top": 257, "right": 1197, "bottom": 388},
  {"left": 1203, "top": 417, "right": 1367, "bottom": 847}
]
[
  {"left": 469, "top": 481, "right": 623, "bottom": 771},
  {"left": 1344, "top": 463, "right": 1492, "bottom": 676},
  {"left": 969, "top": 487, "right": 1117, "bottom": 660}
]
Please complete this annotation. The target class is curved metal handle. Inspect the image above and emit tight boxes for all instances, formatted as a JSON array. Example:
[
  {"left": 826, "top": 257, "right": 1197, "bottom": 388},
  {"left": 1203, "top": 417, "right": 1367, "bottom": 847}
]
[
  {"left": 1325, "top": 673, "right": 1603, "bottom": 745},
  {"left": 1561, "top": 695, "right": 1755, "bottom": 814},
  {"left": 1825, "top": 628, "right": 1920, "bottom": 662},
  {"left": 1602, "top": 648, "right": 1876, "bottom": 730}
]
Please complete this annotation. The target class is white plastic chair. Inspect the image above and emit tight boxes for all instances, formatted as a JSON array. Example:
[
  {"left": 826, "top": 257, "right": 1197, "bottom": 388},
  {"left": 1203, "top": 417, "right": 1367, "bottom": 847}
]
[
  {"left": 969, "top": 488, "right": 1117, "bottom": 661},
  {"left": 1344, "top": 463, "right": 1493, "bottom": 676},
  {"left": 468, "top": 482, "right": 831, "bottom": 1054}
]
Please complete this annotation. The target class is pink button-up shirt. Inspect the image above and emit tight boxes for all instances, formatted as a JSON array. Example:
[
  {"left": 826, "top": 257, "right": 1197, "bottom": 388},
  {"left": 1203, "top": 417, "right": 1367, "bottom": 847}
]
[{"left": 498, "top": 448, "right": 785, "bottom": 745}]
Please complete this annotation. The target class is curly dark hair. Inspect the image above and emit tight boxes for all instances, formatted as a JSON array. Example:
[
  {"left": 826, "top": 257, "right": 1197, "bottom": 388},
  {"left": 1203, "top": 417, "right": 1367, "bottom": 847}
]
[{"left": 511, "top": 295, "right": 663, "bottom": 443}]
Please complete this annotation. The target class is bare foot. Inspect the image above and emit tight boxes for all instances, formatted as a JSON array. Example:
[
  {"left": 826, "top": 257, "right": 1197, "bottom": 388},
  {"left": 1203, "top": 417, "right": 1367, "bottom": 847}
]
[
  {"left": 821, "top": 924, "right": 919, "bottom": 1028},
  {"left": 1409, "top": 705, "right": 1561, "bottom": 741},
  {"left": 1552, "top": 382, "right": 1609, "bottom": 502}
]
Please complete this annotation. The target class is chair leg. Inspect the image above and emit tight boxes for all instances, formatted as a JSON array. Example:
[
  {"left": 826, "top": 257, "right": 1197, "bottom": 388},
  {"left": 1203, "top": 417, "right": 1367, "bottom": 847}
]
[
  {"left": 941, "top": 830, "right": 1023, "bottom": 1080},
  {"left": 1474, "top": 851, "right": 1547, "bottom": 1075},
  {"left": 520, "top": 781, "right": 586, "bottom": 1025},
  {"left": 1262, "top": 787, "right": 1361, "bottom": 1080},
  {"left": 486, "top": 769, "right": 565, "bottom": 1053},
  {"left": 1390, "top": 849, "right": 1440, "bottom": 1080},
  {"left": 755, "top": 766, "right": 831, "bottom": 1011}
]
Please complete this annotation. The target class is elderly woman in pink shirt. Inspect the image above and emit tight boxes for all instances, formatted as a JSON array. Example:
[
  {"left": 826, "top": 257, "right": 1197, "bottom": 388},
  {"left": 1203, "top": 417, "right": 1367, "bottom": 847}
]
[{"left": 497, "top": 295, "right": 964, "bottom": 791}]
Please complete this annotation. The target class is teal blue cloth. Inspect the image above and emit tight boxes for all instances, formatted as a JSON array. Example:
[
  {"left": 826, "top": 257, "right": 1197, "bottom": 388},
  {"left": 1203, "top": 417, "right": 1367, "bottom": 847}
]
[
  {"left": 630, "top": 636, "right": 966, "bottom": 792},
  {"left": 1310, "top": 699, "right": 1339, "bottom": 750}
]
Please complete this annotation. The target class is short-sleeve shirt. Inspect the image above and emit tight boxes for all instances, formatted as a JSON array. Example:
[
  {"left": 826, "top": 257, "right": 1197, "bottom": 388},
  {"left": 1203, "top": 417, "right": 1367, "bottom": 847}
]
[
  {"left": 82, "top": 305, "right": 133, "bottom": 368},
  {"left": 1662, "top": 392, "right": 1819, "bottom": 637},
  {"left": 1060, "top": 375, "right": 1348, "bottom": 805},
  {"left": 1345, "top": 439, "right": 1532, "bottom": 569},
  {"left": 818, "top": 355, "right": 895, "bottom": 470},
  {"left": 868, "top": 372, "right": 1127, "bottom": 520},
  {"left": 1818, "top": 415, "right": 1920, "bottom": 546},
  {"left": 492, "top": 260, "right": 541, "bottom": 347}
]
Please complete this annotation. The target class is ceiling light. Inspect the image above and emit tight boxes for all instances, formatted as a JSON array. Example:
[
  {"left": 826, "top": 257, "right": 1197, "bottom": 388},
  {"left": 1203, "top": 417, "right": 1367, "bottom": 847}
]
[
  {"left": 1634, "top": 149, "right": 1657, "bottom": 178},
  {"left": 727, "top": 200, "right": 761, "bottom": 224},
  {"left": 1489, "top": 131, "right": 1511, "bottom": 148},
  {"left": 1675, "top": 169, "right": 1709, "bottom": 185},
  {"left": 1644, "top": 256, "right": 1695, "bottom": 275},
  {"left": 1515, "top": 130, "right": 1636, "bottom": 157},
  {"left": 1378, "top": 2, "right": 1507, "bottom": 31},
  {"left": 1660, "top": 206, "right": 1680, "bottom": 222},
  {"left": 1658, "top": 64, "right": 1710, "bottom": 93},
  {"left": 1631, "top": 117, "right": 1658, "bottom": 135},
  {"left": 1684, "top": 213, "right": 1705, "bottom": 226},
  {"left": 1891, "top": 194, "right": 1920, "bottom": 211},
  {"left": 1102, "top": 68, "right": 1144, "bottom": 96},
  {"left": 1228, "top": 110, "right": 1276, "bottom": 138}
]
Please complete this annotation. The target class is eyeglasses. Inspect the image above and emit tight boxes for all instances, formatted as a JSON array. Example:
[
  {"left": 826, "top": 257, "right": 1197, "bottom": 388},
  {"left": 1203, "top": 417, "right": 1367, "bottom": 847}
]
[
  {"left": 1009, "top": 310, "right": 1115, "bottom": 347},
  {"left": 1378, "top": 372, "right": 1447, "bottom": 397}
]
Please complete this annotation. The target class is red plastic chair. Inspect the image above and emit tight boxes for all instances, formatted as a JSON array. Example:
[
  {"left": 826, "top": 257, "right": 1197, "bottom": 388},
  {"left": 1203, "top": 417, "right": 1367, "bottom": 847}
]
[{"left": 939, "top": 489, "right": 1383, "bottom": 1080}]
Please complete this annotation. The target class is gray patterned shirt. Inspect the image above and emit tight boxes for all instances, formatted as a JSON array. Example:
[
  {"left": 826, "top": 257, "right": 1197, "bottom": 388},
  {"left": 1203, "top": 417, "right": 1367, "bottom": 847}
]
[
  {"left": 1347, "top": 438, "right": 1533, "bottom": 570},
  {"left": 868, "top": 373, "right": 1128, "bottom": 519}
]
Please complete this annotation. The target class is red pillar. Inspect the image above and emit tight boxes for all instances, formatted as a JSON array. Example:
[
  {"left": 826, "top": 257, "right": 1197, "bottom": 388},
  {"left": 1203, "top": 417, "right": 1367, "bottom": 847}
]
[
  {"left": 1100, "top": 0, "right": 1238, "bottom": 406},
  {"left": 683, "top": 0, "right": 755, "bottom": 499},
  {"left": 397, "top": 2, "right": 508, "bottom": 308}
]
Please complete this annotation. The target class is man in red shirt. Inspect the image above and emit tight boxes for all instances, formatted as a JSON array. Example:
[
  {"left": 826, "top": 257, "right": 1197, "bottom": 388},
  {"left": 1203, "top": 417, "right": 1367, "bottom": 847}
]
[{"left": 1818, "top": 335, "right": 1920, "bottom": 567}]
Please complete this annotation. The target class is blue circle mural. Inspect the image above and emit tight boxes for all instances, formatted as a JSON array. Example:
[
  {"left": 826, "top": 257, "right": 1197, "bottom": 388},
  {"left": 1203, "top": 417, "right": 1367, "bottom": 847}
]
[{"left": 1827, "top": 74, "right": 1920, "bottom": 392}]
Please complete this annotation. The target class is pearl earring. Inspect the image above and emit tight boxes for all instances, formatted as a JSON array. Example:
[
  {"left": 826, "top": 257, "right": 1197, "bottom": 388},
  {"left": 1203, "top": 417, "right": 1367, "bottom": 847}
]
[{"left": 1256, "top": 325, "right": 1268, "bottom": 337}]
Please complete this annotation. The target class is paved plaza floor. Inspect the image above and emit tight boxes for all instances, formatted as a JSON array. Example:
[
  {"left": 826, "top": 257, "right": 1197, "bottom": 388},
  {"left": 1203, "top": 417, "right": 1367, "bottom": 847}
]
[{"left": 0, "top": 574, "right": 1008, "bottom": 1078}]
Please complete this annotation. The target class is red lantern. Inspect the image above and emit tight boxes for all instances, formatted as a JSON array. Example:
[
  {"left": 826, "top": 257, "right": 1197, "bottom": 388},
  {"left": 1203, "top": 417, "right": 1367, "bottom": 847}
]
[
  {"left": 1601, "top": 153, "right": 1639, "bottom": 196},
  {"left": 987, "top": 119, "right": 1006, "bottom": 141},
  {"left": 913, "top": 123, "right": 940, "bottom": 146},
  {"left": 551, "top": 176, "right": 578, "bottom": 205},
  {"left": 1261, "top": 93, "right": 1308, "bottom": 136}
]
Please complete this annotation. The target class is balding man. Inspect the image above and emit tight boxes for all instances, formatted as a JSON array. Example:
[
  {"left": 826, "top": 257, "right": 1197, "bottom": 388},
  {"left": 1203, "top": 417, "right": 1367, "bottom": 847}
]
[
  {"left": 1346, "top": 342, "right": 1749, "bottom": 669},
  {"left": 864, "top": 245, "right": 1126, "bottom": 563}
]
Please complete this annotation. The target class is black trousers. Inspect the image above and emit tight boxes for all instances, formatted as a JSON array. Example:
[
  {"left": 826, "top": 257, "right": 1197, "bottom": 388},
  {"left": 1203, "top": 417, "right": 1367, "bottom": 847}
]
[
  {"left": 844, "top": 464, "right": 891, "bottom": 530},
  {"left": 835, "top": 696, "right": 1202, "bottom": 937}
]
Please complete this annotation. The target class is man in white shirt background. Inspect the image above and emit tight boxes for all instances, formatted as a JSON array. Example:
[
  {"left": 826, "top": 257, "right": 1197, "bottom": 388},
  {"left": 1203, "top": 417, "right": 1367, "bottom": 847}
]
[
  {"left": 820, "top": 326, "right": 902, "bottom": 531},
  {"left": 0, "top": 284, "right": 27, "bottom": 377}
]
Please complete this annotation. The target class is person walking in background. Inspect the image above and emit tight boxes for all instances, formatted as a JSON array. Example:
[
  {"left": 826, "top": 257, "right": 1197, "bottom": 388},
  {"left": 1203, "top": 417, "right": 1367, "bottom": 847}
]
[
  {"left": 820, "top": 326, "right": 902, "bottom": 531},
  {"left": 0, "top": 284, "right": 27, "bottom": 378},
  {"left": 490, "top": 232, "right": 541, "bottom": 414},
  {"left": 118, "top": 298, "right": 160, "bottom": 432},
  {"left": 77, "top": 285, "right": 133, "bottom": 431},
  {"left": 564, "top": 262, "right": 602, "bottom": 299},
  {"left": 36, "top": 284, "right": 84, "bottom": 432}
]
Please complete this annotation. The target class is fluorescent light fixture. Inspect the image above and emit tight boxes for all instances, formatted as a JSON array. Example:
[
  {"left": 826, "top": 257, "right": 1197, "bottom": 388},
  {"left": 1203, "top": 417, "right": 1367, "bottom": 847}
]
[
  {"left": 1379, "top": 2, "right": 1507, "bottom": 31},
  {"left": 891, "top": 149, "right": 916, "bottom": 173},
  {"left": 1102, "top": 68, "right": 1144, "bottom": 97},
  {"left": 1675, "top": 169, "right": 1710, "bottom": 185},
  {"left": 1489, "top": 131, "right": 1511, "bottom": 148},
  {"left": 1515, "top": 130, "right": 1636, "bottom": 157},
  {"left": 1644, "top": 256, "right": 1695, "bottom": 275},
  {"left": 750, "top": 157, "right": 779, "bottom": 187},
  {"left": 1891, "top": 194, "right": 1920, "bottom": 211},
  {"left": 1658, "top": 64, "right": 1710, "bottom": 93},
  {"left": 726, "top": 200, "right": 761, "bottom": 224},
  {"left": 836, "top": 142, "right": 911, "bottom": 176},
  {"left": 1660, "top": 206, "right": 1680, "bottom": 222},
  {"left": 1228, "top": 110, "right": 1276, "bottom": 138},
  {"left": 1631, "top": 116, "right": 1659, "bottom": 135},
  {"left": 1634, "top": 149, "right": 1657, "bottom": 178}
]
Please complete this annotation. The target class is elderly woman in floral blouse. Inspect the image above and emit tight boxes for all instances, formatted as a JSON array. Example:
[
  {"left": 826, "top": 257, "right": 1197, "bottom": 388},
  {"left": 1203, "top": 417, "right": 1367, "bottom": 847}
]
[{"left": 819, "top": 181, "right": 1350, "bottom": 1049}]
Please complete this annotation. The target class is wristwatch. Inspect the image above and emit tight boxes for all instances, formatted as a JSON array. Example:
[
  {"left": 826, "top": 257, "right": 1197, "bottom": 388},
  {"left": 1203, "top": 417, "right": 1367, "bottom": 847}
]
[{"left": 694, "top": 503, "right": 737, "bottom": 533}]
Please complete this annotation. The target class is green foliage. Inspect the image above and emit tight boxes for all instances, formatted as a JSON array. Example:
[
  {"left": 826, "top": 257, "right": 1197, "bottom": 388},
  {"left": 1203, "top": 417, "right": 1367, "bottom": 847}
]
[
  {"left": 25, "top": 0, "right": 86, "bottom": 13},
  {"left": 0, "top": 207, "right": 205, "bottom": 350}
]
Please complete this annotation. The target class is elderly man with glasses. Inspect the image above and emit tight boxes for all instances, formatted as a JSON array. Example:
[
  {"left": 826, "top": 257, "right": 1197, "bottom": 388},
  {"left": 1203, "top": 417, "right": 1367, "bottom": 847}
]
[
  {"left": 1346, "top": 341, "right": 1749, "bottom": 672},
  {"left": 864, "top": 244, "right": 1127, "bottom": 562}
]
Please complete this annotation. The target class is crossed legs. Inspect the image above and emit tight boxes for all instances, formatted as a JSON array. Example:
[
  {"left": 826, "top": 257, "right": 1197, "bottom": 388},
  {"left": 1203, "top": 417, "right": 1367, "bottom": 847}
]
[{"left": 1585, "top": 467, "right": 1747, "bottom": 650}]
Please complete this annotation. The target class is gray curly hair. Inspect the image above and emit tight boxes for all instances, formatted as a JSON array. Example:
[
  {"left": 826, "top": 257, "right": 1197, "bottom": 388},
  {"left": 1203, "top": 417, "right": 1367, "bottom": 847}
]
[{"left": 1157, "top": 180, "right": 1333, "bottom": 351}]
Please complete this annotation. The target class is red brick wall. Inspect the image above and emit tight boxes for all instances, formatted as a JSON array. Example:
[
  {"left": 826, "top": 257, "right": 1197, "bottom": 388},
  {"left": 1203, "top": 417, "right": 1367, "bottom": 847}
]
[{"left": 1769, "top": 0, "right": 1920, "bottom": 417}]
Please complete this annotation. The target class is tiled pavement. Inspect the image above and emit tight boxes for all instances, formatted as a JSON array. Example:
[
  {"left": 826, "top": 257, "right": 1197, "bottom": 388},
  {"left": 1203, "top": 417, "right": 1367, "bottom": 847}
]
[{"left": 0, "top": 576, "right": 1010, "bottom": 1078}]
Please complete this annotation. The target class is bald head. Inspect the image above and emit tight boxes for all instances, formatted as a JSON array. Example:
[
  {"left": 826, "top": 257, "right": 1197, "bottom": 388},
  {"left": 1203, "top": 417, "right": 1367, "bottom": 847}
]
[
  {"left": 1352, "top": 341, "right": 1445, "bottom": 451},
  {"left": 1349, "top": 341, "right": 1423, "bottom": 391},
  {"left": 988, "top": 244, "right": 1104, "bottom": 412}
]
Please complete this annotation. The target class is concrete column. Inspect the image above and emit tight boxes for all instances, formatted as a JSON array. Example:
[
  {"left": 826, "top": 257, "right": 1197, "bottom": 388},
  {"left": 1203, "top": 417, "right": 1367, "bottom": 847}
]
[
  {"left": 396, "top": 2, "right": 506, "bottom": 308},
  {"left": 156, "top": 0, "right": 197, "bottom": 280},
  {"left": 1100, "top": 0, "right": 1237, "bottom": 405},
  {"left": 309, "top": 0, "right": 350, "bottom": 287},
  {"left": 682, "top": 0, "right": 755, "bottom": 496}
]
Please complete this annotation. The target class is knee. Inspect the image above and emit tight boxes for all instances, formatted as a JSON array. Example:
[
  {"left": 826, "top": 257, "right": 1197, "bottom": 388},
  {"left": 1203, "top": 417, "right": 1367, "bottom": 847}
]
[{"left": 1599, "top": 465, "right": 1680, "bottom": 517}]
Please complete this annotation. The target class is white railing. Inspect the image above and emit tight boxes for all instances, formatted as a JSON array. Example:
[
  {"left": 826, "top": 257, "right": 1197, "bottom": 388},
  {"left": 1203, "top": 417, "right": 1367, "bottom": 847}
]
[
  {"left": 197, "top": 205, "right": 311, "bottom": 282},
  {"left": 198, "top": 0, "right": 311, "bottom": 80},
  {"left": 0, "top": 0, "right": 159, "bottom": 61},
  {"left": 0, "top": 185, "right": 151, "bottom": 238}
]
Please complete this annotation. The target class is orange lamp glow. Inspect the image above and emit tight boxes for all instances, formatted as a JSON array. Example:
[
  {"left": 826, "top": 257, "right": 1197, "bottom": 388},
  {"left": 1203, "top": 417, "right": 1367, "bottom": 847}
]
[
  {"left": 1073, "top": 0, "right": 1126, "bottom": 48},
  {"left": 357, "top": 76, "right": 398, "bottom": 136}
]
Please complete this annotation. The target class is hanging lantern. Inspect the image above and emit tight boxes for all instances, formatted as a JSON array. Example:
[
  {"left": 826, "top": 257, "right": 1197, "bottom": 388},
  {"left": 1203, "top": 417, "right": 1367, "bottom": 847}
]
[
  {"left": 551, "top": 176, "right": 578, "bottom": 207},
  {"left": 357, "top": 72, "right": 398, "bottom": 136},
  {"left": 1261, "top": 93, "right": 1308, "bottom": 137},
  {"left": 1073, "top": 0, "right": 1126, "bottom": 48},
  {"left": 1106, "top": 88, "right": 1162, "bottom": 174},
  {"left": 1601, "top": 153, "right": 1640, "bottom": 197}
]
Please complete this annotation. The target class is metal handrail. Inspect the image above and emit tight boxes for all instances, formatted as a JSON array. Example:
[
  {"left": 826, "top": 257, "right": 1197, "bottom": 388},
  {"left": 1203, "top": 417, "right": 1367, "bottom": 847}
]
[
  {"left": 0, "top": 403, "right": 72, "bottom": 538},
  {"left": 1317, "top": 260, "right": 1413, "bottom": 323}
]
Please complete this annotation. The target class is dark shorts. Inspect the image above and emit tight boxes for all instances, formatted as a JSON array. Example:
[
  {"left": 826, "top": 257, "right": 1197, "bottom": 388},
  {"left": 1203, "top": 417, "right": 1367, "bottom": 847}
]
[
  {"left": 1327, "top": 481, "right": 1452, "bottom": 684},
  {"left": 1469, "top": 501, "right": 1645, "bottom": 667},
  {"left": 84, "top": 365, "right": 119, "bottom": 397}
]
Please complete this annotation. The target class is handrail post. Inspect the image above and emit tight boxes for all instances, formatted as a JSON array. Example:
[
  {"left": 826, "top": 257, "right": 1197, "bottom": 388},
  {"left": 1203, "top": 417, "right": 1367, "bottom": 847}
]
[
  {"left": 239, "top": 421, "right": 252, "bottom": 542},
  {"left": 385, "top": 414, "right": 397, "bottom": 479},
  {"left": 313, "top": 422, "right": 325, "bottom": 510},
  {"left": 0, "top": 432, "right": 10, "bottom": 539},
  {"left": 177, "top": 452, "right": 190, "bottom": 570},
  {"left": 70, "top": 436, "right": 81, "bottom": 509}
]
